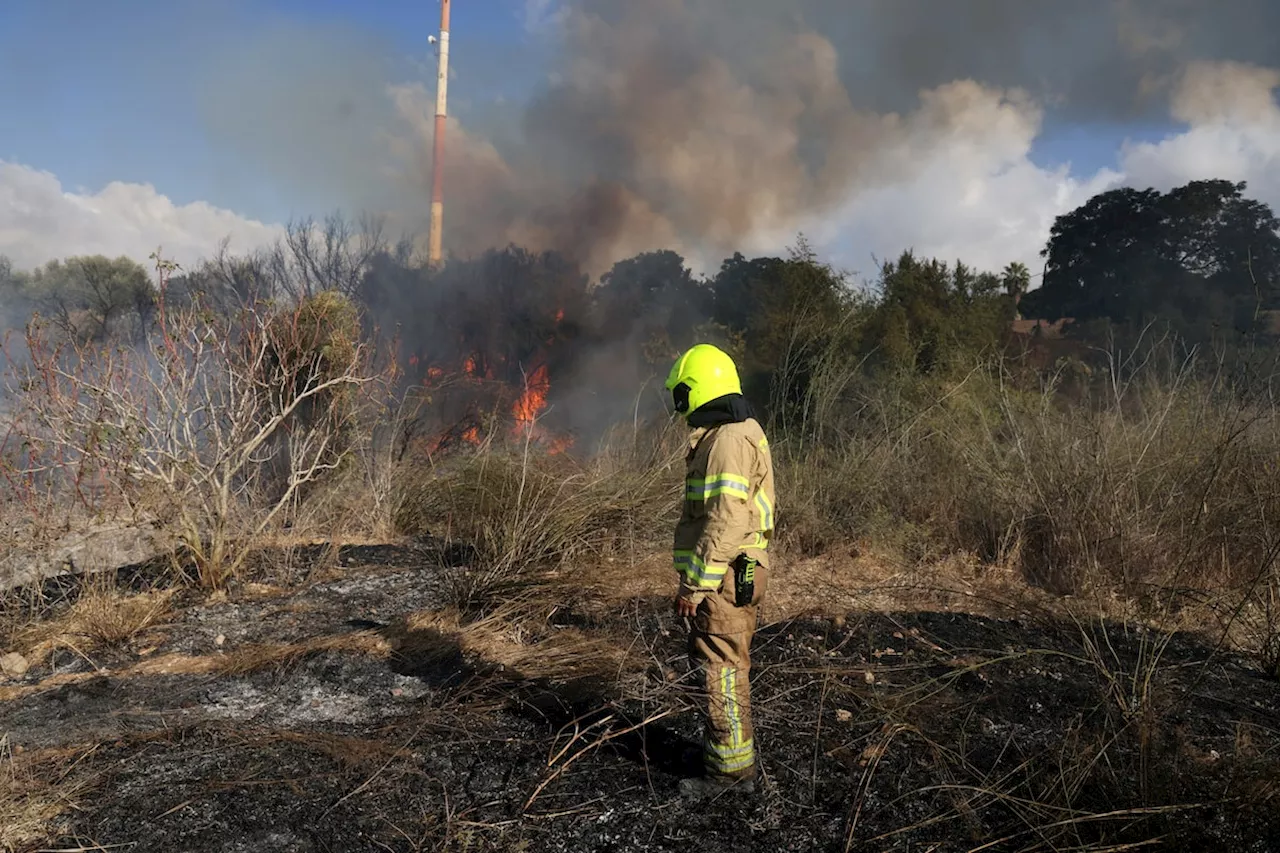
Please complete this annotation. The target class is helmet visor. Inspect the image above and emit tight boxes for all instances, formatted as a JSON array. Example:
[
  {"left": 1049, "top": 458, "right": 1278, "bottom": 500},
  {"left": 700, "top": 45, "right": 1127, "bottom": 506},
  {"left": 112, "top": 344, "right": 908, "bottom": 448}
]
[{"left": 671, "top": 382, "right": 691, "bottom": 414}]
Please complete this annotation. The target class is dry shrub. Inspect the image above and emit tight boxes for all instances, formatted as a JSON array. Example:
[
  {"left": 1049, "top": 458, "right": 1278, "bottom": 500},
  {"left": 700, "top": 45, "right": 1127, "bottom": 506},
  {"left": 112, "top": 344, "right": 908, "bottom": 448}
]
[
  {"left": 8, "top": 583, "right": 174, "bottom": 667},
  {"left": 394, "top": 418, "right": 684, "bottom": 608},
  {"left": 4, "top": 257, "right": 386, "bottom": 591},
  {"left": 776, "top": 353, "right": 1280, "bottom": 604},
  {"left": 772, "top": 367, "right": 1007, "bottom": 564}
]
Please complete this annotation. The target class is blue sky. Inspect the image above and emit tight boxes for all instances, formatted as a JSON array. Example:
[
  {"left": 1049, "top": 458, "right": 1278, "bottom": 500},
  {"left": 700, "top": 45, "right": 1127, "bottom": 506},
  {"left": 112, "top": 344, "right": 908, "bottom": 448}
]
[
  {"left": 0, "top": 0, "right": 1175, "bottom": 227},
  {"left": 0, "top": 0, "right": 545, "bottom": 222}
]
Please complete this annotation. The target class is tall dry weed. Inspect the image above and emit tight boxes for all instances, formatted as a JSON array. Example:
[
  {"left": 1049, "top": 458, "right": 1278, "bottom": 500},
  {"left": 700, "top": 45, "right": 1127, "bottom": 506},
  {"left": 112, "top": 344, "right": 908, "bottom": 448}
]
[{"left": 394, "top": 417, "right": 684, "bottom": 610}]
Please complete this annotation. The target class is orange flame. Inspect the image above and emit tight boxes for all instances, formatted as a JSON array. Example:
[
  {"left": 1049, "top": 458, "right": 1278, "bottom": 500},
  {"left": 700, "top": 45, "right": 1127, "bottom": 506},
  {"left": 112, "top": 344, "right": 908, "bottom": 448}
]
[
  {"left": 545, "top": 434, "right": 575, "bottom": 455},
  {"left": 510, "top": 364, "right": 575, "bottom": 454},
  {"left": 424, "top": 423, "right": 483, "bottom": 455},
  {"left": 512, "top": 364, "right": 551, "bottom": 431}
]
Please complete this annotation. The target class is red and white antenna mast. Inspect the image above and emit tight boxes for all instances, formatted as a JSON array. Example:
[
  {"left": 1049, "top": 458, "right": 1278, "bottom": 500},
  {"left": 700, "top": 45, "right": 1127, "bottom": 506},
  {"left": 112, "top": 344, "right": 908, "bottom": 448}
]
[{"left": 427, "top": 0, "right": 451, "bottom": 268}]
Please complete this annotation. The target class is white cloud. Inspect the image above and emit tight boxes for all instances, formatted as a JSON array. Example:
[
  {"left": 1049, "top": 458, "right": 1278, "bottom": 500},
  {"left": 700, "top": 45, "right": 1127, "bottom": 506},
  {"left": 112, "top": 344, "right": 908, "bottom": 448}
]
[
  {"left": 0, "top": 161, "right": 282, "bottom": 273},
  {"left": 810, "top": 82, "right": 1122, "bottom": 281},
  {"left": 813, "top": 61, "right": 1279, "bottom": 285},
  {"left": 1120, "top": 62, "right": 1280, "bottom": 205}
]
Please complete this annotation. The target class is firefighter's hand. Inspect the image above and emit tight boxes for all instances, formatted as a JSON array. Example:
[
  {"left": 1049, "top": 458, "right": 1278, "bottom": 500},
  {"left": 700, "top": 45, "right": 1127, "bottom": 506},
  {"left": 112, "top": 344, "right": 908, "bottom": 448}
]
[{"left": 674, "top": 596, "right": 698, "bottom": 618}]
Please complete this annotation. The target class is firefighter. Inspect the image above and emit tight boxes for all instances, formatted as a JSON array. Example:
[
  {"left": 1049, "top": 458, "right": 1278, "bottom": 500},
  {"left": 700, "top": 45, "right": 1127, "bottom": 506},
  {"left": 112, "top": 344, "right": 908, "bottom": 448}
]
[{"left": 665, "top": 343, "right": 775, "bottom": 799}]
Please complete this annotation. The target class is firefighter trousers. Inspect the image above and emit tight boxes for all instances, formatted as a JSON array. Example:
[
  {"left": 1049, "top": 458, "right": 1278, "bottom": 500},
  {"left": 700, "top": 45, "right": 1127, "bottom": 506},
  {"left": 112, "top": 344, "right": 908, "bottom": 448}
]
[{"left": 688, "top": 628, "right": 756, "bottom": 780}]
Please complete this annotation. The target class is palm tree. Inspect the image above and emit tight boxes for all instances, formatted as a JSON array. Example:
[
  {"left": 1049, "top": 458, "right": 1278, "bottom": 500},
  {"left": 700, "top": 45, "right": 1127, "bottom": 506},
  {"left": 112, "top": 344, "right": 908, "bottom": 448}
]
[{"left": 1001, "top": 262, "right": 1031, "bottom": 318}]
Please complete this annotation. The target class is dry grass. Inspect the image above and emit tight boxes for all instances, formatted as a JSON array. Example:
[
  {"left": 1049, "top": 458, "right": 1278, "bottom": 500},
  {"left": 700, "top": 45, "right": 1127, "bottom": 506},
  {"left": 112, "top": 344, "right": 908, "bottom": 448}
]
[
  {"left": 0, "top": 633, "right": 393, "bottom": 702},
  {"left": 762, "top": 355, "right": 1280, "bottom": 656},
  {"left": 397, "top": 598, "right": 643, "bottom": 686},
  {"left": 214, "top": 631, "right": 391, "bottom": 677},
  {"left": 394, "top": 419, "right": 684, "bottom": 611},
  {"left": 0, "top": 736, "right": 97, "bottom": 853},
  {"left": 6, "top": 584, "right": 175, "bottom": 669}
]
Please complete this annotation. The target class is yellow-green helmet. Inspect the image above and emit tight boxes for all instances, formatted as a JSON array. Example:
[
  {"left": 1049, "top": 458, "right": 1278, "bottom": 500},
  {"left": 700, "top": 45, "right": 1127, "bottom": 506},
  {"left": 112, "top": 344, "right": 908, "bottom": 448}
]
[{"left": 665, "top": 344, "right": 741, "bottom": 418}]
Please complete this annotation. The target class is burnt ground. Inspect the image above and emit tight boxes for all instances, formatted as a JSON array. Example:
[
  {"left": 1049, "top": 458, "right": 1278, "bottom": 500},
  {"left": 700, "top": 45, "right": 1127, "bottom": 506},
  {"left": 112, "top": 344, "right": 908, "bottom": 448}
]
[{"left": 4, "top": 545, "right": 1280, "bottom": 852}]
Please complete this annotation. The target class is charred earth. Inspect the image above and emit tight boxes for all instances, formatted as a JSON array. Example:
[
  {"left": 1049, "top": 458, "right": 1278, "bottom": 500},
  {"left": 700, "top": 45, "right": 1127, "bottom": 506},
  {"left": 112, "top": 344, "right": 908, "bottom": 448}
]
[{"left": 3, "top": 542, "right": 1280, "bottom": 852}]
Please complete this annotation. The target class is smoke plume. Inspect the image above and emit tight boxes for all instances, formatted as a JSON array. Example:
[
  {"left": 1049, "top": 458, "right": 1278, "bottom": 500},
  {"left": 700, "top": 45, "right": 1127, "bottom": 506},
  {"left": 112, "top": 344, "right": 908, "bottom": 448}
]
[
  {"left": 186, "top": 0, "right": 1280, "bottom": 277},
  {"left": 390, "top": 0, "right": 1280, "bottom": 274}
]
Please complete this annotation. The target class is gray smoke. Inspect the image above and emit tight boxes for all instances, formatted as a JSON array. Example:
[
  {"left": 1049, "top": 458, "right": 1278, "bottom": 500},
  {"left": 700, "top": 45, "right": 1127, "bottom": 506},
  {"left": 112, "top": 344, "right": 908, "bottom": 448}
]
[
  {"left": 845, "top": 0, "right": 1280, "bottom": 117},
  {"left": 199, "top": 0, "right": 1280, "bottom": 274},
  {"left": 441, "top": 0, "right": 1280, "bottom": 272}
]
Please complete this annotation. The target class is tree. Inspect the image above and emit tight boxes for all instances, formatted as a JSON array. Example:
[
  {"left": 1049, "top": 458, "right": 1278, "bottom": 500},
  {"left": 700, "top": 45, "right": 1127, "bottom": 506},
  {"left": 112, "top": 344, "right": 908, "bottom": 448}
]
[
  {"left": 1023, "top": 180, "right": 1280, "bottom": 339},
  {"left": 706, "top": 236, "right": 864, "bottom": 434},
  {"left": 593, "top": 249, "right": 708, "bottom": 366},
  {"left": 1002, "top": 262, "right": 1031, "bottom": 307},
  {"left": 167, "top": 214, "right": 391, "bottom": 314},
  {"left": 17, "top": 255, "right": 155, "bottom": 343},
  {"left": 862, "top": 251, "right": 1015, "bottom": 375}
]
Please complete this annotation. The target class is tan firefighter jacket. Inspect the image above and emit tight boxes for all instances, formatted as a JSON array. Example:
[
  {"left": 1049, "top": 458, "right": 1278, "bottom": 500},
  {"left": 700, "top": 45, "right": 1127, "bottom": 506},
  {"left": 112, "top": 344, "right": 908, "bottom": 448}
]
[{"left": 674, "top": 417, "right": 776, "bottom": 634}]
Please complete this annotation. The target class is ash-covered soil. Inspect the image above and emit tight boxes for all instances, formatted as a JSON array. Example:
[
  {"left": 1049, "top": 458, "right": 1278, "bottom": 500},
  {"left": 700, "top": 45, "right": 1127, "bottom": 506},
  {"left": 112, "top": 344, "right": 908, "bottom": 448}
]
[{"left": 5, "top": 545, "right": 1280, "bottom": 852}]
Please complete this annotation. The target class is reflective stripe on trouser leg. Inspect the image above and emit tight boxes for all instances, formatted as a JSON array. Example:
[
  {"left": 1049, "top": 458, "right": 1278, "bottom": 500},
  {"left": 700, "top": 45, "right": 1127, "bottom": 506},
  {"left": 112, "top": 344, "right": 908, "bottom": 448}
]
[{"left": 690, "top": 630, "right": 756, "bottom": 779}]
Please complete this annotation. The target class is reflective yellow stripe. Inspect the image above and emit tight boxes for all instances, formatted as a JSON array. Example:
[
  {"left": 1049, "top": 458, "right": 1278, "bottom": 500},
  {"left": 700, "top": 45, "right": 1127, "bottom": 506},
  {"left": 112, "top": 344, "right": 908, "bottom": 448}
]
[
  {"left": 688, "top": 554, "right": 725, "bottom": 589},
  {"left": 686, "top": 473, "right": 750, "bottom": 501},
  {"left": 672, "top": 550, "right": 725, "bottom": 589},
  {"left": 705, "top": 747, "right": 756, "bottom": 774},
  {"left": 754, "top": 490, "right": 774, "bottom": 531},
  {"left": 705, "top": 739, "right": 755, "bottom": 759},
  {"left": 750, "top": 489, "right": 774, "bottom": 553},
  {"left": 724, "top": 668, "right": 744, "bottom": 748},
  {"left": 706, "top": 666, "right": 754, "bottom": 774}
]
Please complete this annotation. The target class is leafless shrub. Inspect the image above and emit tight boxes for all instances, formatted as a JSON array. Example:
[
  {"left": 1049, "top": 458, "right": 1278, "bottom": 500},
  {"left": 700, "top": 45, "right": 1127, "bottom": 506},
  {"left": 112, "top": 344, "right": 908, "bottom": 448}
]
[
  {"left": 2, "top": 253, "right": 389, "bottom": 589},
  {"left": 173, "top": 213, "right": 389, "bottom": 312}
]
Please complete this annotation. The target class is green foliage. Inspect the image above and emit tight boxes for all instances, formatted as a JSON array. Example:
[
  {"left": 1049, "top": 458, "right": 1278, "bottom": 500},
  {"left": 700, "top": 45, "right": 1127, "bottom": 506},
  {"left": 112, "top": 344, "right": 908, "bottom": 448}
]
[
  {"left": 594, "top": 250, "right": 709, "bottom": 367},
  {"left": 6, "top": 255, "right": 154, "bottom": 342},
  {"left": 1002, "top": 261, "right": 1031, "bottom": 305},
  {"left": 861, "top": 251, "right": 1015, "bottom": 375},
  {"left": 259, "top": 291, "right": 365, "bottom": 484},
  {"left": 703, "top": 237, "right": 867, "bottom": 434}
]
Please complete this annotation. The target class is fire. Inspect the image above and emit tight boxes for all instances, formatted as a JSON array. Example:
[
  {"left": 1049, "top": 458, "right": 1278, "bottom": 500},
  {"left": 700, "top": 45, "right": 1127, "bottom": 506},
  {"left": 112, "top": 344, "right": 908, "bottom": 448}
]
[
  {"left": 512, "top": 363, "right": 551, "bottom": 431},
  {"left": 406, "top": 302, "right": 576, "bottom": 456},
  {"left": 545, "top": 434, "right": 575, "bottom": 455},
  {"left": 509, "top": 362, "right": 576, "bottom": 455}
]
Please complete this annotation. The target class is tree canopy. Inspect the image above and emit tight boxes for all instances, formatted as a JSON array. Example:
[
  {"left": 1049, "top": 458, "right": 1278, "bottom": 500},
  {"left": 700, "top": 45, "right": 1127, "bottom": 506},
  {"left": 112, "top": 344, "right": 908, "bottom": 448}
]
[
  {"left": 0, "top": 254, "right": 154, "bottom": 343},
  {"left": 1022, "top": 179, "right": 1280, "bottom": 340}
]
